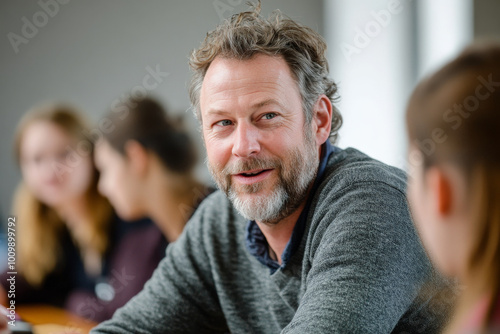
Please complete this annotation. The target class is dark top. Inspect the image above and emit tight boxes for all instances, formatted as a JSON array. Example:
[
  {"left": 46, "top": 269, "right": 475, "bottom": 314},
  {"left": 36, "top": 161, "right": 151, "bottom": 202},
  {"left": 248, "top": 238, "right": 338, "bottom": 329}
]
[{"left": 1, "top": 215, "right": 167, "bottom": 322}]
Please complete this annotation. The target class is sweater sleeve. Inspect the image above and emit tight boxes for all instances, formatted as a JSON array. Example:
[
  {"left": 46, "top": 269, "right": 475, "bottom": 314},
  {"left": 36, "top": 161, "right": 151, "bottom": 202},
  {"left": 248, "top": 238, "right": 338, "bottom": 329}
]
[
  {"left": 281, "top": 181, "right": 436, "bottom": 334},
  {"left": 90, "top": 201, "right": 228, "bottom": 333}
]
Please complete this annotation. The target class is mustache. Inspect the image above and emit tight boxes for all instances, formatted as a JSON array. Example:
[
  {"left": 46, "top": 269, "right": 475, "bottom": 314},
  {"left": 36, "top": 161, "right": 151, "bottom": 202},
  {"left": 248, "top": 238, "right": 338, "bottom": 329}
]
[{"left": 221, "top": 157, "right": 281, "bottom": 175}]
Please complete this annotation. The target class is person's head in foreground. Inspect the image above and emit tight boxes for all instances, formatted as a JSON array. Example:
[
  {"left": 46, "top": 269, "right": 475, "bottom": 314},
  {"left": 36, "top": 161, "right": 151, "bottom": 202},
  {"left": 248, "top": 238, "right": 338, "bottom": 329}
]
[
  {"left": 407, "top": 42, "right": 500, "bottom": 332},
  {"left": 95, "top": 96, "right": 207, "bottom": 241},
  {"left": 91, "top": 2, "right": 453, "bottom": 333},
  {"left": 11, "top": 103, "right": 111, "bottom": 287}
]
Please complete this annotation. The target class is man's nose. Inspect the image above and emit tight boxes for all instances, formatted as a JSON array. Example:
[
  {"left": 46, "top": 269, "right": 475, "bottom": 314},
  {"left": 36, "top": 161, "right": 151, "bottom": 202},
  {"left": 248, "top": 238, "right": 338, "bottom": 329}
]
[{"left": 232, "top": 122, "right": 261, "bottom": 158}]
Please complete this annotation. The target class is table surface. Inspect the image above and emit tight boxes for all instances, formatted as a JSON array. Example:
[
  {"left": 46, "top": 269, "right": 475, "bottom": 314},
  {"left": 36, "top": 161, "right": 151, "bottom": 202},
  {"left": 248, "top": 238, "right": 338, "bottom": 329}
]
[{"left": 16, "top": 305, "right": 97, "bottom": 334}]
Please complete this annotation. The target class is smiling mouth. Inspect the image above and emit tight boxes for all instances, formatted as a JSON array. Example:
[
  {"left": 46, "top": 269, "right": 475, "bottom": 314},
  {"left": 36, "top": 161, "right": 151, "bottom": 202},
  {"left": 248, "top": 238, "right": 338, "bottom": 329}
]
[
  {"left": 232, "top": 168, "right": 274, "bottom": 185},
  {"left": 239, "top": 169, "right": 271, "bottom": 177}
]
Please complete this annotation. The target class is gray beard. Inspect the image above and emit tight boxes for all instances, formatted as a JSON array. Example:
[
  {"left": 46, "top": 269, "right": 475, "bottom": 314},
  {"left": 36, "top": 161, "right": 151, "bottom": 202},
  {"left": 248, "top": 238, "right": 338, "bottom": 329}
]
[{"left": 208, "top": 133, "right": 319, "bottom": 225}]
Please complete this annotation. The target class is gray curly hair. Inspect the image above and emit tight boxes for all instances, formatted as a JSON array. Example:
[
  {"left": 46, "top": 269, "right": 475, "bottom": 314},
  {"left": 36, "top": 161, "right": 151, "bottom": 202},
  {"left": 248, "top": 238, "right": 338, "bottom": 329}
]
[{"left": 188, "top": 1, "right": 342, "bottom": 143}]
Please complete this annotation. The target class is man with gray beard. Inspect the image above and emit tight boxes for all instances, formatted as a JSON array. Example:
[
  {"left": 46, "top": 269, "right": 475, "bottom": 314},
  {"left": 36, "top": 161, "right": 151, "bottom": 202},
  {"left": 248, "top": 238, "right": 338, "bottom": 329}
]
[{"left": 92, "top": 3, "right": 455, "bottom": 334}]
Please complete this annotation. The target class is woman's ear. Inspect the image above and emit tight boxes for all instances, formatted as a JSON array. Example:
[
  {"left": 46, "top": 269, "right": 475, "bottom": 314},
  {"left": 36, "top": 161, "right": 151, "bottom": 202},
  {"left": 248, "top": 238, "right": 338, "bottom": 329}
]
[
  {"left": 124, "top": 140, "right": 149, "bottom": 177},
  {"left": 427, "top": 166, "right": 453, "bottom": 216}
]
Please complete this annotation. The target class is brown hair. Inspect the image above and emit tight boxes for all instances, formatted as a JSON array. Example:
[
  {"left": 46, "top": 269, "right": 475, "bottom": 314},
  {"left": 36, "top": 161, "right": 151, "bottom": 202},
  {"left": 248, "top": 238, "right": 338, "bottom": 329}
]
[
  {"left": 103, "top": 97, "right": 197, "bottom": 174},
  {"left": 406, "top": 42, "right": 500, "bottom": 331},
  {"left": 13, "top": 103, "right": 112, "bottom": 286},
  {"left": 188, "top": 1, "right": 342, "bottom": 143}
]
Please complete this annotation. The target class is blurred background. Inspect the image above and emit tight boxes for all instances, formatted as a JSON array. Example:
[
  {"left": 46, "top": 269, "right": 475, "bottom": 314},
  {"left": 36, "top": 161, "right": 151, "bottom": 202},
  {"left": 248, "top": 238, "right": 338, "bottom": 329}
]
[{"left": 1, "top": 0, "right": 499, "bottom": 227}]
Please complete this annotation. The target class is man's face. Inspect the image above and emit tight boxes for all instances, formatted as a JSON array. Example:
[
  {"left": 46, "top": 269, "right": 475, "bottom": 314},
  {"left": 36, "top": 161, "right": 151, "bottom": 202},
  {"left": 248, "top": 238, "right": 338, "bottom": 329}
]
[{"left": 200, "top": 54, "right": 320, "bottom": 224}]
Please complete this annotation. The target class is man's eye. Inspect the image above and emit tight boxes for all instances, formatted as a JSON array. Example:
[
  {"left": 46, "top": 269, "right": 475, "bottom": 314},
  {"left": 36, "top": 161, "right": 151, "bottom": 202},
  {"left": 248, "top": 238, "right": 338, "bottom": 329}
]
[
  {"left": 263, "top": 113, "right": 277, "bottom": 120},
  {"left": 216, "top": 120, "right": 233, "bottom": 126}
]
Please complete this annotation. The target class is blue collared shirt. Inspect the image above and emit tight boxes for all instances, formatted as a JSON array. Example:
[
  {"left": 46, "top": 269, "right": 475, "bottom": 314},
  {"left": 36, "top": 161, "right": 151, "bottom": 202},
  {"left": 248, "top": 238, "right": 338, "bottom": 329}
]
[{"left": 245, "top": 140, "right": 338, "bottom": 274}]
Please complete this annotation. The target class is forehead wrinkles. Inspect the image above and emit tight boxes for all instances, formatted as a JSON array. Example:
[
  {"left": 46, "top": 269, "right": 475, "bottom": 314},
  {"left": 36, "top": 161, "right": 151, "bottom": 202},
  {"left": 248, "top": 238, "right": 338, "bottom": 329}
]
[
  {"left": 204, "top": 80, "right": 289, "bottom": 111},
  {"left": 201, "top": 56, "right": 300, "bottom": 109}
]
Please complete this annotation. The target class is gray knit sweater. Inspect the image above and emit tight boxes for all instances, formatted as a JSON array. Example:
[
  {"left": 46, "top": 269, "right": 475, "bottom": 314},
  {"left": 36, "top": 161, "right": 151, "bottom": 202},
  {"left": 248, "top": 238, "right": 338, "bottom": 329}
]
[{"left": 92, "top": 147, "right": 454, "bottom": 333}]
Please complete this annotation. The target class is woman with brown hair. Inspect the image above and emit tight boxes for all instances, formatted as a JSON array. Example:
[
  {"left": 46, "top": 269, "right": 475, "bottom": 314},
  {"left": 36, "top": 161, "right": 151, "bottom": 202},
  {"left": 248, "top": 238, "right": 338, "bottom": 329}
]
[
  {"left": 94, "top": 96, "right": 211, "bottom": 243},
  {"left": 406, "top": 42, "right": 500, "bottom": 333},
  {"left": 0, "top": 103, "right": 165, "bottom": 322}
]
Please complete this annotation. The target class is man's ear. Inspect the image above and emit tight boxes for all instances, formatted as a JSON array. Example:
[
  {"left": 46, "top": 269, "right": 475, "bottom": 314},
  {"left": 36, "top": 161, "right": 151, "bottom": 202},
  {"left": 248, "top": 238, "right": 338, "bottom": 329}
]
[
  {"left": 427, "top": 166, "right": 453, "bottom": 216},
  {"left": 124, "top": 140, "right": 149, "bottom": 177},
  {"left": 312, "top": 94, "right": 333, "bottom": 145}
]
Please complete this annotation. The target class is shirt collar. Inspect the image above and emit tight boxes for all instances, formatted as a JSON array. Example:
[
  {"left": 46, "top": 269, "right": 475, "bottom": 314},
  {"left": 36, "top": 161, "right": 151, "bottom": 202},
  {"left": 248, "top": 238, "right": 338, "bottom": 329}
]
[{"left": 245, "top": 140, "right": 338, "bottom": 274}]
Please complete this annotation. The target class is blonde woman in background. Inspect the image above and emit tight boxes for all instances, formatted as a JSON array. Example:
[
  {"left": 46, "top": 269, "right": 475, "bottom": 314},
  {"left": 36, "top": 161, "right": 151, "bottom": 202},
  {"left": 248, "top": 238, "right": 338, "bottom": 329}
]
[
  {"left": 406, "top": 43, "right": 500, "bottom": 333},
  {"left": 0, "top": 103, "right": 166, "bottom": 322}
]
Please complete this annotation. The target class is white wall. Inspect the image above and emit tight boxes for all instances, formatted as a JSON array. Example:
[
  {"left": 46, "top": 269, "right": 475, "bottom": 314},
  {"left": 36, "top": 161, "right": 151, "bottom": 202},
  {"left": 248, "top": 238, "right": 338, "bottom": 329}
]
[
  {"left": 417, "top": 0, "right": 473, "bottom": 79},
  {"left": 324, "top": 0, "right": 473, "bottom": 171}
]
